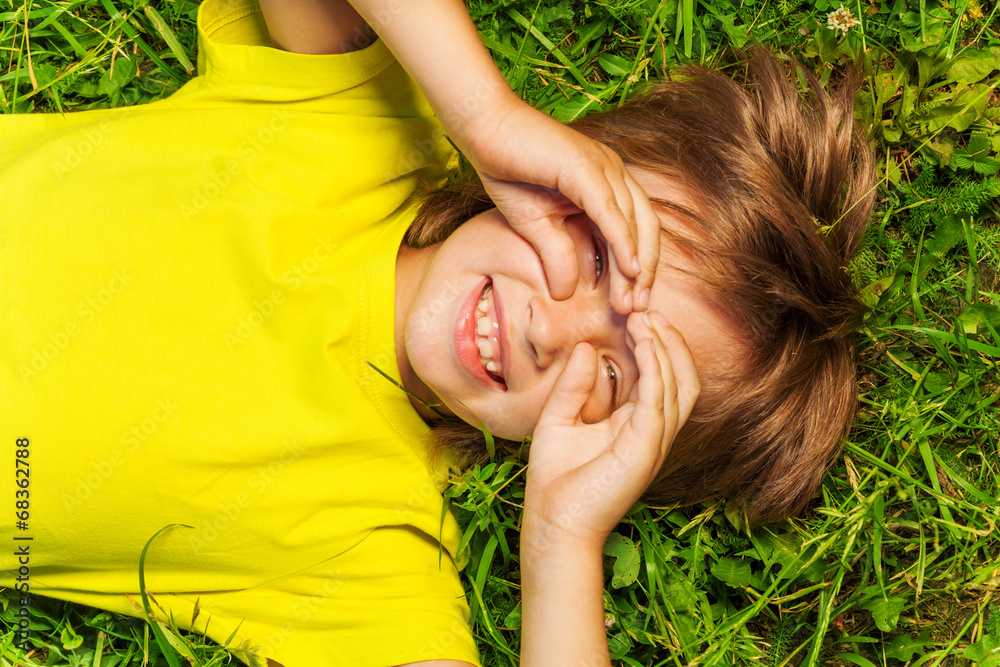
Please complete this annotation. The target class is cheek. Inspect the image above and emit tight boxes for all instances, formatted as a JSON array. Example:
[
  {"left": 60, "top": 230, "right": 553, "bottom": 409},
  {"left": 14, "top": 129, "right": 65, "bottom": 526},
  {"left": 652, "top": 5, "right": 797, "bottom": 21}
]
[{"left": 480, "top": 384, "right": 551, "bottom": 442}]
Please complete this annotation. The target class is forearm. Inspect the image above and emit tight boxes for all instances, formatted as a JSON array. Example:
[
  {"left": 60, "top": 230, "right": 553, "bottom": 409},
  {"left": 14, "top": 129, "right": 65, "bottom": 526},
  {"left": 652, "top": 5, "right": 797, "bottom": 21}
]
[
  {"left": 520, "top": 518, "right": 611, "bottom": 667},
  {"left": 345, "top": 0, "right": 520, "bottom": 144}
]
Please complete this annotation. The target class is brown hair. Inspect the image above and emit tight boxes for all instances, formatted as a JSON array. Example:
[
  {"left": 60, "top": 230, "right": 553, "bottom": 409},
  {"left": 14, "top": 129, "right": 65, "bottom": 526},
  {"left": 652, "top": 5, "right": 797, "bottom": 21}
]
[{"left": 406, "top": 48, "right": 876, "bottom": 526}]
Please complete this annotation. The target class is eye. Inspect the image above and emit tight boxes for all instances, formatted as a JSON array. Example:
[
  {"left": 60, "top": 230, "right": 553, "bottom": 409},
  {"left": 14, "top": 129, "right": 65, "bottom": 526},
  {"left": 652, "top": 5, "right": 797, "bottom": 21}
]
[
  {"left": 591, "top": 235, "right": 606, "bottom": 281},
  {"left": 604, "top": 357, "right": 620, "bottom": 412}
]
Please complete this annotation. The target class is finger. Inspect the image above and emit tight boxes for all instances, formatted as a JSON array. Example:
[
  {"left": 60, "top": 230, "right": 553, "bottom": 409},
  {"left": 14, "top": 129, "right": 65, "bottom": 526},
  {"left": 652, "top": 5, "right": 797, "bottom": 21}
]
[
  {"left": 605, "top": 162, "right": 637, "bottom": 242},
  {"left": 623, "top": 313, "right": 667, "bottom": 429},
  {"left": 625, "top": 171, "right": 660, "bottom": 310},
  {"left": 607, "top": 248, "right": 635, "bottom": 315},
  {"left": 621, "top": 311, "right": 704, "bottom": 472},
  {"left": 517, "top": 219, "right": 579, "bottom": 301},
  {"left": 569, "top": 161, "right": 639, "bottom": 280},
  {"left": 536, "top": 343, "right": 598, "bottom": 427},
  {"left": 641, "top": 315, "right": 677, "bottom": 470},
  {"left": 613, "top": 316, "right": 666, "bottom": 471},
  {"left": 647, "top": 311, "right": 701, "bottom": 431}
]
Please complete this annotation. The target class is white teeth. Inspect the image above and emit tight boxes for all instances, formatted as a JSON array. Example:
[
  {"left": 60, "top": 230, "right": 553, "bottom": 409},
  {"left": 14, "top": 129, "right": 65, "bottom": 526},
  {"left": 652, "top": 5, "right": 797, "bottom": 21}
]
[{"left": 474, "top": 284, "right": 503, "bottom": 382}]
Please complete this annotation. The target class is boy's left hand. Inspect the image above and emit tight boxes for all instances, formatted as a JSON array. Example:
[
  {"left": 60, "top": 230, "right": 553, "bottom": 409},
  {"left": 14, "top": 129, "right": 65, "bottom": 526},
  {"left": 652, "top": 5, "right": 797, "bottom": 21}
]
[
  {"left": 459, "top": 97, "right": 660, "bottom": 314},
  {"left": 521, "top": 312, "right": 700, "bottom": 551}
]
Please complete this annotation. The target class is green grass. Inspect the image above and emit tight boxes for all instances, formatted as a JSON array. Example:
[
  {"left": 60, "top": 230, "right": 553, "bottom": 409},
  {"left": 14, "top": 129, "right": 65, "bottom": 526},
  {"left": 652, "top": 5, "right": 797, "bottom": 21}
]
[{"left": 2, "top": 0, "right": 999, "bottom": 665}]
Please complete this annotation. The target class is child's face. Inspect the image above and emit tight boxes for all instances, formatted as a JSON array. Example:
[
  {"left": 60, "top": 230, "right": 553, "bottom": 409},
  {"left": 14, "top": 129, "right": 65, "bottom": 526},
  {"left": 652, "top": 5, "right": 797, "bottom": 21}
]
[{"left": 398, "top": 173, "right": 733, "bottom": 441}]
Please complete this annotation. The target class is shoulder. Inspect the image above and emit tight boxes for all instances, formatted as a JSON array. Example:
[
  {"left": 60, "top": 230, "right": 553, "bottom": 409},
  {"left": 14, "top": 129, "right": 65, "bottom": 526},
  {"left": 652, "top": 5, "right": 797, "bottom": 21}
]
[{"left": 257, "top": 0, "right": 376, "bottom": 55}]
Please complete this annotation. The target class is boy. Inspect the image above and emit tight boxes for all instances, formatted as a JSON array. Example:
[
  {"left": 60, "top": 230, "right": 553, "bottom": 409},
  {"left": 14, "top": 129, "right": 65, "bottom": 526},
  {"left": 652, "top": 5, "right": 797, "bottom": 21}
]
[{"left": 1, "top": 0, "right": 874, "bottom": 665}]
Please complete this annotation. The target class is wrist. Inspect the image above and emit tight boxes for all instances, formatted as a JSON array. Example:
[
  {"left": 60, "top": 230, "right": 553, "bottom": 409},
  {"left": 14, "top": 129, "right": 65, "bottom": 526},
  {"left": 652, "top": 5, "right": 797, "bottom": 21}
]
[
  {"left": 519, "top": 514, "right": 611, "bottom": 667},
  {"left": 520, "top": 510, "right": 608, "bottom": 565},
  {"left": 444, "top": 84, "right": 523, "bottom": 157}
]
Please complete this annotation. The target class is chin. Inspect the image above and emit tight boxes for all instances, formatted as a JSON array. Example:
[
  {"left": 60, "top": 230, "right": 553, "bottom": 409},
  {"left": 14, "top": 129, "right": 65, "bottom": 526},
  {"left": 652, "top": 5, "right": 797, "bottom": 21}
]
[{"left": 452, "top": 410, "right": 530, "bottom": 444}]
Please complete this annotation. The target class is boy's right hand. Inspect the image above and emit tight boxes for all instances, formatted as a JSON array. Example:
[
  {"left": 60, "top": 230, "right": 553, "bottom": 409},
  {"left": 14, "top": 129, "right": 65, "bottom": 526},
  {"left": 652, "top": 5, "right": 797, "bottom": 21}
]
[
  {"left": 458, "top": 95, "right": 661, "bottom": 314},
  {"left": 334, "top": 0, "right": 659, "bottom": 313}
]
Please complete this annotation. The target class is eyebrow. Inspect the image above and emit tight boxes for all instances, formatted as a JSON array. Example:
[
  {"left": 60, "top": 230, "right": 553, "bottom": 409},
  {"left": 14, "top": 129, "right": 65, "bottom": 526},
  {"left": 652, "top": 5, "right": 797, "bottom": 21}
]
[
  {"left": 647, "top": 196, "right": 705, "bottom": 263},
  {"left": 648, "top": 196, "right": 699, "bottom": 219}
]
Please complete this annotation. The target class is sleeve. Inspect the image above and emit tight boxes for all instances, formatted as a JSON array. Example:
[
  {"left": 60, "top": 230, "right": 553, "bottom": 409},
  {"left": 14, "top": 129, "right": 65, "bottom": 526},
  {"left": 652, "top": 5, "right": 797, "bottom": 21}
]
[
  {"left": 174, "top": 0, "right": 457, "bottom": 210},
  {"left": 191, "top": 0, "right": 402, "bottom": 104}
]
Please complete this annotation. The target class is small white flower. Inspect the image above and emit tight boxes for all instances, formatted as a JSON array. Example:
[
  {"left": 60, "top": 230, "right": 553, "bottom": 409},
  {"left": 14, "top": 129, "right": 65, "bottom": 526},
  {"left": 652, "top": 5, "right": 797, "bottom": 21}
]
[{"left": 827, "top": 5, "right": 861, "bottom": 34}]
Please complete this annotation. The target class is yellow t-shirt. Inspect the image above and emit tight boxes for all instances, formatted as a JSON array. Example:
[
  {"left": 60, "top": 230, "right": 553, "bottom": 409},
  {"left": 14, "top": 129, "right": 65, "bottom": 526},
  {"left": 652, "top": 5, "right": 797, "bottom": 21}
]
[{"left": 0, "top": 1, "right": 480, "bottom": 665}]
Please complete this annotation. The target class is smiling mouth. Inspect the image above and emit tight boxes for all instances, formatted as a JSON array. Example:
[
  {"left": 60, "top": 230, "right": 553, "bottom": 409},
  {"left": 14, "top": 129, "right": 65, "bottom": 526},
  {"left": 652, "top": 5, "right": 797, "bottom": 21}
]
[{"left": 475, "top": 282, "right": 506, "bottom": 386}]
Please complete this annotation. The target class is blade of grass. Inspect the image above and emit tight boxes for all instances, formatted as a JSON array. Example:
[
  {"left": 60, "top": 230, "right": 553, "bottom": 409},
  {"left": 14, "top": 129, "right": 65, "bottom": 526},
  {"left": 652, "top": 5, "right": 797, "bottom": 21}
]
[
  {"left": 143, "top": 4, "right": 193, "bottom": 75},
  {"left": 505, "top": 8, "right": 592, "bottom": 92},
  {"left": 98, "top": 0, "right": 182, "bottom": 82},
  {"left": 138, "top": 523, "right": 193, "bottom": 667}
]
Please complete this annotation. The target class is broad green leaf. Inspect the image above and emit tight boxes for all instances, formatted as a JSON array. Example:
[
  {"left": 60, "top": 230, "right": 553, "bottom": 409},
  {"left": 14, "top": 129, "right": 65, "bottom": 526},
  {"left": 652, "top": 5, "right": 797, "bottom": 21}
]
[
  {"left": 944, "top": 48, "right": 1000, "bottom": 86},
  {"left": 959, "top": 303, "right": 1000, "bottom": 335},
  {"left": 922, "top": 370, "right": 951, "bottom": 395},
  {"left": 502, "top": 604, "right": 521, "bottom": 629},
  {"left": 884, "top": 631, "right": 933, "bottom": 661},
  {"left": 718, "top": 14, "right": 749, "bottom": 48},
  {"left": 860, "top": 274, "right": 895, "bottom": 308},
  {"left": 97, "top": 56, "right": 138, "bottom": 97},
  {"left": 925, "top": 214, "right": 965, "bottom": 256},
  {"left": 874, "top": 63, "right": 906, "bottom": 106},
  {"left": 664, "top": 580, "right": 699, "bottom": 610},
  {"left": 881, "top": 121, "right": 903, "bottom": 143},
  {"left": 549, "top": 96, "right": 602, "bottom": 123},
  {"left": 568, "top": 18, "right": 609, "bottom": 58},
  {"left": 884, "top": 155, "right": 903, "bottom": 185},
  {"left": 974, "top": 157, "right": 1000, "bottom": 175},
  {"left": 32, "top": 62, "right": 58, "bottom": 89},
  {"left": 923, "top": 103, "right": 979, "bottom": 134},
  {"left": 963, "top": 633, "right": 1000, "bottom": 666},
  {"left": 970, "top": 134, "right": 992, "bottom": 154},
  {"left": 954, "top": 153, "right": 976, "bottom": 170},
  {"left": 59, "top": 623, "right": 83, "bottom": 650},
  {"left": 861, "top": 594, "right": 906, "bottom": 632},
  {"left": 710, "top": 557, "right": 752, "bottom": 588},
  {"left": 603, "top": 533, "right": 640, "bottom": 588},
  {"left": 598, "top": 53, "right": 631, "bottom": 77}
]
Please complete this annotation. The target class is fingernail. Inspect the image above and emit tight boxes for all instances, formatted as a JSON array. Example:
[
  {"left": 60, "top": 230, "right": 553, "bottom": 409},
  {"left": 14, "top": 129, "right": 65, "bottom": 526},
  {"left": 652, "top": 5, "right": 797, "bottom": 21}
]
[
  {"left": 639, "top": 288, "right": 650, "bottom": 310},
  {"left": 632, "top": 257, "right": 641, "bottom": 274},
  {"left": 642, "top": 311, "right": 652, "bottom": 328},
  {"left": 650, "top": 310, "right": 669, "bottom": 327},
  {"left": 623, "top": 290, "right": 633, "bottom": 312}
]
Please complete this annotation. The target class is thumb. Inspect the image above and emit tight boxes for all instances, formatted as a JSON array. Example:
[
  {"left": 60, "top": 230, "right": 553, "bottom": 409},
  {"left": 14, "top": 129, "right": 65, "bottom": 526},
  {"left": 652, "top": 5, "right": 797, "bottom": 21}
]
[
  {"left": 517, "top": 220, "right": 578, "bottom": 301},
  {"left": 537, "top": 343, "right": 598, "bottom": 427}
]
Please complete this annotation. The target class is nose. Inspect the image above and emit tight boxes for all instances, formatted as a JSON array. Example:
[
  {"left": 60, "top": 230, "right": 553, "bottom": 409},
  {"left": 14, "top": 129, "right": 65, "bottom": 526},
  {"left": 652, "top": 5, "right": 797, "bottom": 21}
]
[{"left": 525, "top": 291, "right": 626, "bottom": 368}]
